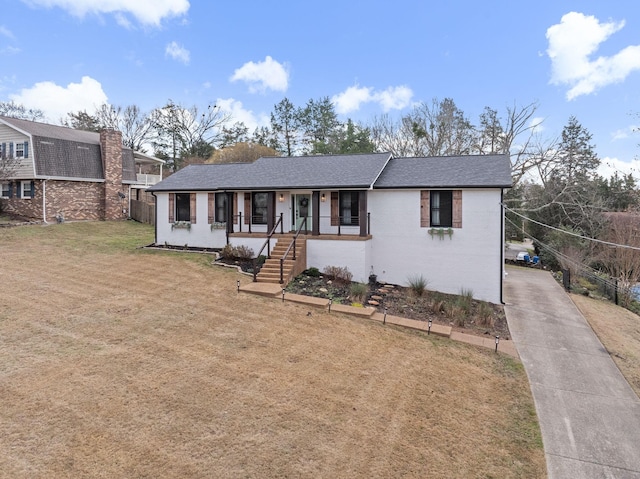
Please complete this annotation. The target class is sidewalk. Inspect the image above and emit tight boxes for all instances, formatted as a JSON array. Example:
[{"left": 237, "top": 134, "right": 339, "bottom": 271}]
[
  {"left": 239, "top": 282, "right": 518, "bottom": 357},
  {"left": 504, "top": 266, "right": 640, "bottom": 478}
]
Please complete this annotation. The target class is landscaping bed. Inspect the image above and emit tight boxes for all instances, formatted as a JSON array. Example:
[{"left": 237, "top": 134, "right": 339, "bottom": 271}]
[{"left": 286, "top": 269, "right": 510, "bottom": 339}]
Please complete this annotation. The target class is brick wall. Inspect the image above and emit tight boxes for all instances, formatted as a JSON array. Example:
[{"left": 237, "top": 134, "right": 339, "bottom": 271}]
[
  {"left": 100, "top": 129, "right": 128, "bottom": 220},
  {"left": 0, "top": 179, "right": 105, "bottom": 222}
]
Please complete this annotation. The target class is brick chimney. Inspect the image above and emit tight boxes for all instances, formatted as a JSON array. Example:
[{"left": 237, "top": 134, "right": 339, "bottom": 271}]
[{"left": 100, "top": 129, "right": 126, "bottom": 220}]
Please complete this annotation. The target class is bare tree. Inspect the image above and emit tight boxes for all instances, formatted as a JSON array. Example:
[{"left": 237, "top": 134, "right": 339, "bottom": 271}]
[
  {"left": 597, "top": 213, "right": 640, "bottom": 306},
  {"left": 152, "top": 100, "right": 232, "bottom": 170},
  {"left": 95, "top": 104, "right": 154, "bottom": 151},
  {"left": 0, "top": 101, "right": 45, "bottom": 121}
]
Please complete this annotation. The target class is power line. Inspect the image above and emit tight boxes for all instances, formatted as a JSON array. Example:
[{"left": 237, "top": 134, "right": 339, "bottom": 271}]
[{"left": 503, "top": 205, "right": 640, "bottom": 252}]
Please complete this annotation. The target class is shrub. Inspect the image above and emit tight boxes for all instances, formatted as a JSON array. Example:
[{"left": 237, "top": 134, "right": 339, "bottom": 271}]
[
  {"left": 220, "top": 244, "right": 255, "bottom": 260},
  {"left": 477, "top": 302, "right": 494, "bottom": 327},
  {"left": 407, "top": 274, "right": 428, "bottom": 297},
  {"left": 457, "top": 288, "right": 474, "bottom": 314},
  {"left": 306, "top": 267, "right": 321, "bottom": 277},
  {"left": 235, "top": 245, "right": 255, "bottom": 260},
  {"left": 350, "top": 282, "right": 369, "bottom": 303},
  {"left": 323, "top": 265, "right": 353, "bottom": 285}
]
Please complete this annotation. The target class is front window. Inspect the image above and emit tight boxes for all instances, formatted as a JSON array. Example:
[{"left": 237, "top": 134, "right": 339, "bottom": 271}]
[
  {"left": 175, "top": 193, "right": 191, "bottom": 222},
  {"left": 21, "top": 181, "right": 33, "bottom": 199},
  {"left": 15, "top": 143, "right": 24, "bottom": 158},
  {"left": 215, "top": 193, "right": 227, "bottom": 223},
  {"left": 1, "top": 182, "right": 9, "bottom": 198},
  {"left": 339, "top": 191, "right": 359, "bottom": 226},
  {"left": 252, "top": 192, "right": 268, "bottom": 224},
  {"left": 430, "top": 190, "right": 452, "bottom": 227}
]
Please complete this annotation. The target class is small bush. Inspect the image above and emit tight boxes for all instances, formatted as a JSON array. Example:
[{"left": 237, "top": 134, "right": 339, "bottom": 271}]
[
  {"left": 431, "top": 300, "right": 445, "bottom": 314},
  {"left": 220, "top": 244, "right": 255, "bottom": 260},
  {"left": 235, "top": 245, "right": 255, "bottom": 260},
  {"left": 457, "top": 288, "right": 474, "bottom": 314},
  {"left": 477, "top": 302, "right": 494, "bottom": 327},
  {"left": 306, "top": 267, "right": 321, "bottom": 277},
  {"left": 407, "top": 274, "right": 428, "bottom": 297},
  {"left": 350, "top": 282, "right": 369, "bottom": 303},
  {"left": 323, "top": 265, "right": 353, "bottom": 285}
]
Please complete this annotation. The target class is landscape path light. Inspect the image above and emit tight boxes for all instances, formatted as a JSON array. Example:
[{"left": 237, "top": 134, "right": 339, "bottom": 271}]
[
  {"left": 427, "top": 318, "right": 432, "bottom": 335},
  {"left": 495, "top": 335, "right": 500, "bottom": 353}
]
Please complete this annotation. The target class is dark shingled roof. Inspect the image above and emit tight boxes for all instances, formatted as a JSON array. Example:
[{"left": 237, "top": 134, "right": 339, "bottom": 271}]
[
  {"left": 149, "top": 153, "right": 393, "bottom": 192},
  {"left": 373, "top": 155, "right": 512, "bottom": 188},
  {"left": 150, "top": 153, "right": 512, "bottom": 192},
  {"left": 0, "top": 116, "right": 100, "bottom": 144},
  {"left": 1, "top": 116, "right": 152, "bottom": 181}
]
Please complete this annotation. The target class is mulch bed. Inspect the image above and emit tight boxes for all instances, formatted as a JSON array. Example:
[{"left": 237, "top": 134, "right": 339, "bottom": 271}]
[{"left": 286, "top": 271, "right": 510, "bottom": 339}]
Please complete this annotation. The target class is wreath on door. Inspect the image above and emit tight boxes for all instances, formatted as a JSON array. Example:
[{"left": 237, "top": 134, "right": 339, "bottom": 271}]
[{"left": 300, "top": 198, "right": 309, "bottom": 207}]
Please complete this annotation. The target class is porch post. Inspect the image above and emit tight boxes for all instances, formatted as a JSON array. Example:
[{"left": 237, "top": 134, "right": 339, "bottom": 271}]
[
  {"left": 312, "top": 191, "right": 320, "bottom": 236},
  {"left": 359, "top": 191, "right": 368, "bottom": 237},
  {"left": 226, "top": 192, "right": 234, "bottom": 234},
  {"left": 267, "top": 191, "right": 275, "bottom": 232}
]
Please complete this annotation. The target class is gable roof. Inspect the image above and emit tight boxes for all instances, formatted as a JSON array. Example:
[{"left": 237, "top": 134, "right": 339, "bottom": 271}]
[
  {"left": 149, "top": 153, "right": 393, "bottom": 192},
  {"left": 0, "top": 116, "right": 100, "bottom": 144},
  {"left": 149, "top": 153, "right": 512, "bottom": 192},
  {"left": 373, "top": 155, "right": 512, "bottom": 189},
  {"left": 0, "top": 116, "right": 161, "bottom": 181}
]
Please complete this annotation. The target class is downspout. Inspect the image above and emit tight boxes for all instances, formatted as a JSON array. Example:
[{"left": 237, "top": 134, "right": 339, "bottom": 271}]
[
  {"left": 500, "top": 189, "right": 505, "bottom": 305},
  {"left": 151, "top": 191, "right": 158, "bottom": 245},
  {"left": 42, "top": 179, "right": 48, "bottom": 224}
]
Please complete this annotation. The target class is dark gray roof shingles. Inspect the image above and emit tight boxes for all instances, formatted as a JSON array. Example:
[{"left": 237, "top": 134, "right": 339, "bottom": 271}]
[
  {"left": 373, "top": 155, "right": 512, "bottom": 188},
  {"left": 149, "top": 153, "right": 393, "bottom": 191},
  {"left": 150, "top": 153, "right": 512, "bottom": 192}
]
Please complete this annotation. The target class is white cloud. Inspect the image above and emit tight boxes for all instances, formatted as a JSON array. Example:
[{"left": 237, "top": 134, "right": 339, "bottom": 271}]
[
  {"left": 22, "top": 0, "right": 189, "bottom": 27},
  {"left": 0, "top": 26, "right": 15, "bottom": 40},
  {"left": 598, "top": 156, "right": 640, "bottom": 179},
  {"left": 215, "top": 98, "right": 269, "bottom": 131},
  {"left": 1, "top": 46, "right": 21, "bottom": 55},
  {"left": 529, "top": 116, "right": 545, "bottom": 134},
  {"left": 165, "top": 41, "right": 190, "bottom": 65},
  {"left": 546, "top": 12, "right": 640, "bottom": 100},
  {"left": 230, "top": 56, "right": 289, "bottom": 93},
  {"left": 9, "top": 76, "right": 108, "bottom": 121},
  {"left": 611, "top": 125, "right": 639, "bottom": 141},
  {"left": 331, "top": 84, "right": 413, "bottom": 114}
]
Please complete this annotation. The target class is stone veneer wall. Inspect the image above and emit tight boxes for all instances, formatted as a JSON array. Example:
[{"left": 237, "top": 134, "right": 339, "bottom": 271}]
[{"left": 100, "top": 129, "right": 128, "bottom": 220}]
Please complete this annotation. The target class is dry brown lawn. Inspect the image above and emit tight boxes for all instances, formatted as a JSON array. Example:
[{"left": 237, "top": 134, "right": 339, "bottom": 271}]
[
  {"left": 0, "top": 221, "right": 545, "bottom": 478},
  {"left": 571, "top": 294, "right": 640, "bottom": 397}
]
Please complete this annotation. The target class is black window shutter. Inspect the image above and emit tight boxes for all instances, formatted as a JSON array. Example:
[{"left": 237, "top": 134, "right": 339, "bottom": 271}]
[
  {"left": 9, "top": 142, "right": 13, "bottom": 158},
  {"left": 30, "top": 181, "right": 35, "bottom": 198},
  {"left": 16, "top": 182, "right": 21, "bottom": 198},
  {"left": 24, "top": 142, "right": 29, "bottom": 158},
  {"left": 1, "top": 143, "right": 5, "bottom": 159},
  {"left": 8, "top": 182, "right": 13, "bottom": 198}
]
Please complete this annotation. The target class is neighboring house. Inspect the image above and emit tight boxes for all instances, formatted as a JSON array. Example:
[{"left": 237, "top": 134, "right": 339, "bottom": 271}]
[
  {"left": 148, "top": 153, "right": 512, "bottom": 303},
  {"left": 0, "top": 116, "right": 164, "bottom": 222}
]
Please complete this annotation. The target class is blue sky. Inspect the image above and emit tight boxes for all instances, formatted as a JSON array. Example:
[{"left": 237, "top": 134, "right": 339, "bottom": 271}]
[{"left": 2, "top": 1, "right": 640, "bottom": 178}]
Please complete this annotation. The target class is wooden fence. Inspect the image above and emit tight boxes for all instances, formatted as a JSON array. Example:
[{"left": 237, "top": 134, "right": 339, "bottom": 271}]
[{"left": 130, "top": 199, "right": 155, "bottom": 225}]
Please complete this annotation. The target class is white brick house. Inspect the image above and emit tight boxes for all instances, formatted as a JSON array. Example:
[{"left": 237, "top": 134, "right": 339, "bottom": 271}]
[{"left": 149, "top": 153, "right": 511, "bottom": 303}]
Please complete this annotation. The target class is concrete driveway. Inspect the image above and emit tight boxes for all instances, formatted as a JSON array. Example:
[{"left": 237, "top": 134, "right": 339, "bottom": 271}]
[{"left": 503, "top": 266, "right": 640, "bottom": 479}]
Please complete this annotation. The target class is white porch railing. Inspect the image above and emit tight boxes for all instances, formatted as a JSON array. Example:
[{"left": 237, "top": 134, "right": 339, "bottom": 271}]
[{"left": 136, "top": 173, "right": 162, "bottom": 186}]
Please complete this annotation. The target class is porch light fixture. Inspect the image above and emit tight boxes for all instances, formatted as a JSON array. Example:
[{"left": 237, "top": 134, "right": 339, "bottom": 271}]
[
  {"left": 321, "top": 193, "right": 326, "bottom": 202},
  {"left": 279, "top": 193, "right": 285, "bottom": 202}
]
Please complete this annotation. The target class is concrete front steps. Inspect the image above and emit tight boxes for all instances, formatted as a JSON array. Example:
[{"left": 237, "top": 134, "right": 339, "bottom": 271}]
[{"left": 255, "top": 235, "right": 306, "bottom": 285}]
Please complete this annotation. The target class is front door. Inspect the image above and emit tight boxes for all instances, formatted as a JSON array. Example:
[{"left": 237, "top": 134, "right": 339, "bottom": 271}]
[{"left": 291, "top": 194, "right": 311, "bottom": 231}]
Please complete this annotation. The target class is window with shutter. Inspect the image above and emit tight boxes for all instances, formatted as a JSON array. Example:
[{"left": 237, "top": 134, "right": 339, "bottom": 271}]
[
  {"left": 189, "top": 193, "right": 197, "bottom": 224},
  {"left": 330, "top": 192, "right": 339, "bottom": 226},
  {"left": 168, "top": 193, "right": 175, "bottom": 223},
  {"left": 424, "top": 190, "right": 462, "bottom": 228}
]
